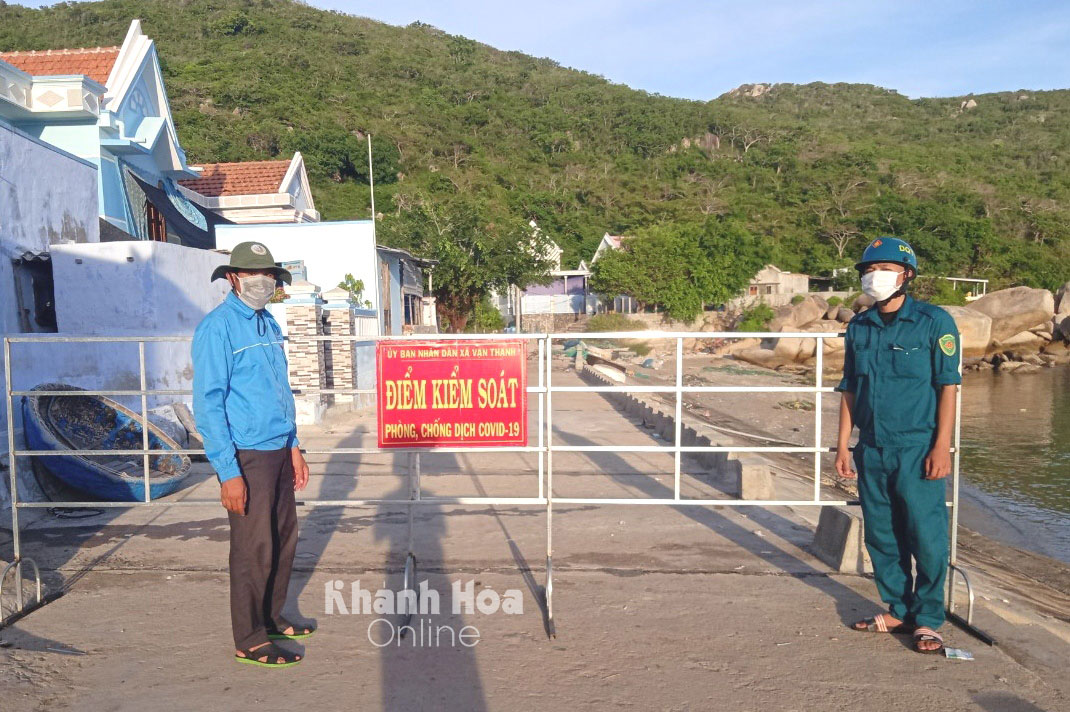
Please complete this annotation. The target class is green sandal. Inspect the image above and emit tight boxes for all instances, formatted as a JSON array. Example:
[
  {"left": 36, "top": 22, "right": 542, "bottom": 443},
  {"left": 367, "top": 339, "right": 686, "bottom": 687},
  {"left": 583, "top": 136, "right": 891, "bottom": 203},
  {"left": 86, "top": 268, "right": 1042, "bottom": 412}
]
[
  {"left": 268, "top": 618, "right": 316, "bottom": 640},
  {"left": 235, "top": 642, "right": 302, "bottom": 668}
]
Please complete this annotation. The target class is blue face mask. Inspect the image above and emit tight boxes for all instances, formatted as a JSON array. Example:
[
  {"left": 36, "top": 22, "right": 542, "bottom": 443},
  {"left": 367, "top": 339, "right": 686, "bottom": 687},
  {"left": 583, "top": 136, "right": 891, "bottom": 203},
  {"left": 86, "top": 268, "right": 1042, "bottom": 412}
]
[{"left": 237, "top": 274, "right": 276, "bottom": 310}]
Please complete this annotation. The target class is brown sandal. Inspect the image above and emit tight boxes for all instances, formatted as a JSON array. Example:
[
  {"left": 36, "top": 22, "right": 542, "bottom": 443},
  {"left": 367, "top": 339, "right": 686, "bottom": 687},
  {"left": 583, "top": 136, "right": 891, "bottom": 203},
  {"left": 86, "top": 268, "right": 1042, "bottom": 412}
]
[{"left": 851, "top": 614, "right": 914, "bottom": 634}]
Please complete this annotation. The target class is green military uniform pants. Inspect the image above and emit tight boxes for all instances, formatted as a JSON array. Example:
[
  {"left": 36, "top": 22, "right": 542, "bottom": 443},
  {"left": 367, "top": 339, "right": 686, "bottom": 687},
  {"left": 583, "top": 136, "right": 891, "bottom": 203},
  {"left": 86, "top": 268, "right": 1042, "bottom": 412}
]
[{"left": 854, "top": 443, "right": 948, "bottom": 630}]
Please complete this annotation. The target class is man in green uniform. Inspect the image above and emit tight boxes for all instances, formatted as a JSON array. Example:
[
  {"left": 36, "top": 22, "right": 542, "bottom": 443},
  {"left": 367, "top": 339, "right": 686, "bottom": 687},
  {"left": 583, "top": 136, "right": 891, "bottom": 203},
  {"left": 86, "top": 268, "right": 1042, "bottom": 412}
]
[{"left": 834, "top": 236, "right": 961, "bottom": 654}]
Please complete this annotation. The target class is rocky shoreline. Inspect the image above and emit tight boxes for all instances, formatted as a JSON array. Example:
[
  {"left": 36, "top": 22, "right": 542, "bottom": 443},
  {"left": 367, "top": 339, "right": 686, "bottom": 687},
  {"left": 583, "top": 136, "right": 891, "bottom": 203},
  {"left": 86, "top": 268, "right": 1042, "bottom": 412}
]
[{"left": 726, "top": 281, "right": 1070, "bottom": 374}]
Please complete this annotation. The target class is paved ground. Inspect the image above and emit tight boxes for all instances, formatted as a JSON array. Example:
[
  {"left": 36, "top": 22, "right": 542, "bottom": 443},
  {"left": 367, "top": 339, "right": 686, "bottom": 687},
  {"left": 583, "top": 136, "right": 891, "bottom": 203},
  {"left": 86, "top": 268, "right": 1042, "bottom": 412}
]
[{"left": 1, "top": 368, "right": 1068, "bottom": 711}]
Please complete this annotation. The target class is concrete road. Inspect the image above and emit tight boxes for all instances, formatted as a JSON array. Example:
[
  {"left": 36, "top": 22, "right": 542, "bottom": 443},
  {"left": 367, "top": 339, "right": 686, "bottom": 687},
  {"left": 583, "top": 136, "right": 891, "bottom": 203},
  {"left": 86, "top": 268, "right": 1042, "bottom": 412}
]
[{"left": 1, "top": 369, "right": 1068, "bottom": 711}]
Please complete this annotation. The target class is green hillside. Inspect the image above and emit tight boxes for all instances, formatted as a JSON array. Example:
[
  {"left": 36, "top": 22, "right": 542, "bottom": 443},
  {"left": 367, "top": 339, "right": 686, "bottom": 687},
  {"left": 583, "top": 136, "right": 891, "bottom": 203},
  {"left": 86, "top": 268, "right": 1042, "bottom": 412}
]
[{"left": 2, "top": 0, "right": 1067, "bottom": 290}]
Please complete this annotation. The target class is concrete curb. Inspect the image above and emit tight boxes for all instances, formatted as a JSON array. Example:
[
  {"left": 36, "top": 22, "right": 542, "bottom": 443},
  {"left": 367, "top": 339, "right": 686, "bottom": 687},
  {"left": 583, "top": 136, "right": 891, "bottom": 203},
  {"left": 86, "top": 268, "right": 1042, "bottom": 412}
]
[
  {"left": 577, "top": 363, "right": 774, "bottom": 500},
  {"left": 576, "top": 361, "right": 870, "bottom": 573}
]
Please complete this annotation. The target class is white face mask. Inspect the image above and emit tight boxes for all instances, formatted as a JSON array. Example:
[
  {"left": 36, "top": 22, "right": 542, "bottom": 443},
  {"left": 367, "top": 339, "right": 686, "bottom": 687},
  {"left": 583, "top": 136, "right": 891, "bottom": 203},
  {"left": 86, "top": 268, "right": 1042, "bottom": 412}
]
[
  {"left": 860, "top": 270, "right": 902, "bottom": 302},
  {"left": 236, "top": 274, "right": 277, "bottom": 311}
]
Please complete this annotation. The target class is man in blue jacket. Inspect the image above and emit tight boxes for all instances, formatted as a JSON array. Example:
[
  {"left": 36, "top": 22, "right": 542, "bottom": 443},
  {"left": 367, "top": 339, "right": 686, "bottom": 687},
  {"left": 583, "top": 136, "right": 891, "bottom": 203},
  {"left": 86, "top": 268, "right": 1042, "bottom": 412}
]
[{"left": 193, "top": 241, "right": 311, "bottom": 668}]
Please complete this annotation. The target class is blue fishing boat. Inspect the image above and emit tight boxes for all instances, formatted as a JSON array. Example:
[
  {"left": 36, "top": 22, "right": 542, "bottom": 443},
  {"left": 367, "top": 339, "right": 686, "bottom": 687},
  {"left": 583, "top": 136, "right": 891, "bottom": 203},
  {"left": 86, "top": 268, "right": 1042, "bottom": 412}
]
[{"left": 22, "top": 383, "right": 192, "bottom": 502}]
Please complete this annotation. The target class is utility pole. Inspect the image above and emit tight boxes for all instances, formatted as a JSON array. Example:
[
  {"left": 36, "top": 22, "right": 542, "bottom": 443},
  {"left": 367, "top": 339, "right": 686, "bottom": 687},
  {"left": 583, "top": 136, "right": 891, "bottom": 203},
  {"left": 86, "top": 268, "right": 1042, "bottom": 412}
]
[{"left": 367, "top": 133, "right": 376, "bottom": 220}]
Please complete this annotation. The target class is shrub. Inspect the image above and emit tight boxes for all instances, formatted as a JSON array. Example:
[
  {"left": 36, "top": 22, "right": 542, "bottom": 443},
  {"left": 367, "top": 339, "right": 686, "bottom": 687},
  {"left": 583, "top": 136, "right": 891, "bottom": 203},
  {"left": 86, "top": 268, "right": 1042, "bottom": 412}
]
[
  {"left": 464, "top": 297, "right": 505, "bottom": 332},
  {"left": 790, "top": 294, "right": 805, "bottom": 305},
  {"left": 587, "top": 313, "right": 646, "bottom": 332},
  {"left": 737, "top": 303, "right": 775, "bottom": 332},
  {"left": 627, "top": 341, "right": 652, "bottom": 357},
  {"left": 826, "top": 296, "right": 842, "bottom": 307}
]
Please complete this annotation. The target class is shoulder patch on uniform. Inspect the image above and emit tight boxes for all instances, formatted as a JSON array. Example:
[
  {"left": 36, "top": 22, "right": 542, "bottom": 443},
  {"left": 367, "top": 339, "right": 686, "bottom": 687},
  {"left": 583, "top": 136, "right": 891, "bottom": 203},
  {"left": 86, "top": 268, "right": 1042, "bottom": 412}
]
[{"left": 939, "top": 333, "right": 956, "bottom": 357}]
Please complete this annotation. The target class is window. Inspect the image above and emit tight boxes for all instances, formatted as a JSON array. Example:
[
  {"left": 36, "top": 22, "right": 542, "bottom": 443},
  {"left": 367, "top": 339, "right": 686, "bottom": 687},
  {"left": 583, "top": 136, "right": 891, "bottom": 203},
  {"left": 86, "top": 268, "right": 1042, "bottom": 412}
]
[
  {"left": 748, "top": 285, "right": 758, "bottom": 296},
  {"left": 404, "top": 294, "right": 422, "bottom": 326},
  {"left": 146, "top": 202, "right": 167, "bottom": 241}
]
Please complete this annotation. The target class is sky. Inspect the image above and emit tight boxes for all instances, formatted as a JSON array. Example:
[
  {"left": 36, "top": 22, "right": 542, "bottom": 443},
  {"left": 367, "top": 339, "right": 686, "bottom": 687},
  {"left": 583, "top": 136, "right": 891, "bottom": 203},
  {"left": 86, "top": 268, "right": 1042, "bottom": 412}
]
[{"left": 14, "top": 1, "right": 1070, "bottom": 99}]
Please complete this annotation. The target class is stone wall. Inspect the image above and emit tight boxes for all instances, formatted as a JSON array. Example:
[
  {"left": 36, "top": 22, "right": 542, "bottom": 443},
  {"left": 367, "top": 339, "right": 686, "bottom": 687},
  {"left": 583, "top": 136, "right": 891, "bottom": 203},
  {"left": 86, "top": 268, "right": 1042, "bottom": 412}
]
[
  {"left": 518, "top": 312, "right": 586, "bottom": 333},
  {"left": 285, "top": 300, "right": 327, "bottom": 424},
  {"left": 323, "top": 304, "right": 356, "bottom": 405}
]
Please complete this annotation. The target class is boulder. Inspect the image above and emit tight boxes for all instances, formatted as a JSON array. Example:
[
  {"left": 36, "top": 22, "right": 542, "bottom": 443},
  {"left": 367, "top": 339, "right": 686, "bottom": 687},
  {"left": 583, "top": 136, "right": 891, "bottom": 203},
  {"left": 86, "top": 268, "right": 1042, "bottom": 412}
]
[
  {"left": 853, "top": 293, "right": 876, "bottom": 310},
  {"left": 1042, "top": 340, "right": 1070, "bottom": 356},
  {"left": 717, "top": 337, "right": 761, "bottom": 355},
  {"left": 767, "top": 305, "right": 797, "bottom": 332},
  {"left": 821, "top": 335, "right": 846, "bottom": 353},
  {"left": 774, "top": 336, "right": 804, "bottom": 362},
  {"left": 733, "top": 348, "right": 785, "bottom": 369},
  {"left": 825, "top": 305, "right": 839, "bottom": 320},
  {"left": 1053, "top": 284, "right": 1070, "bottom": 340},
  {"left": 967, "top": 287, "right": 1055, "bottom": 342},
  {"left": 804, "top": 319, "right": 845, "bottom": 332},
  {"left": 996, "top": 330, "right": 1048, "bottom": 353},
  {"left": 1054, "top": 314, "right": 1070, "bottom": 342},
  {"left": 1055, "top": 281, "right": 1070, "bottom": 313},
  {"left": 791, "top": 297, "right": 826, "bottom": 329},
  {"left": 999, "top": 360, "right": 1040, "bottom": 374},
  {"left": 837, "top": 307, "right": 856, "bottom": 323},
  {"left": 1029, "top": 328, "right": 1053, "bottom": 342},
  {"left": 1021, "top": 353, "right": 1045, "bottom": 367},
  {"left": 941, "top": 306, "right": 993, "bottom": 358}
]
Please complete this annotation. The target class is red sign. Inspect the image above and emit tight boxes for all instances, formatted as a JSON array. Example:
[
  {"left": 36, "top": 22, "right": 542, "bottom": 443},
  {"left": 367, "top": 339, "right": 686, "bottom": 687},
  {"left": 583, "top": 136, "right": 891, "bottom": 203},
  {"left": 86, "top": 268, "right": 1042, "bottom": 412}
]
[{"left": 376, "top": 340, "right": 527, "bottom": 448}]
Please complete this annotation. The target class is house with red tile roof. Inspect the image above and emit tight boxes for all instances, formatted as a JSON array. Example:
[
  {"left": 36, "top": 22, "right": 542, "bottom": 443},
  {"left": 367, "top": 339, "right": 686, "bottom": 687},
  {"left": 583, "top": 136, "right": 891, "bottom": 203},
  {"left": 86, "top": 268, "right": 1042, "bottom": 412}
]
[
  {"left": 178, "top": 152, "right": 320, "bottom": 224},
  {"left": 0, "top": 20, "right": 222, "bottom": 247}
]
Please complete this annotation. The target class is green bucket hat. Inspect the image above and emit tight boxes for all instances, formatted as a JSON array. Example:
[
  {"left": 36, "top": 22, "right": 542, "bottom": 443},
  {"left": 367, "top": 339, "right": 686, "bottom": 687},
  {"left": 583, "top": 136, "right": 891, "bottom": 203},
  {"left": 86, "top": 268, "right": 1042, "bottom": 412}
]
[{"left": 211, "top": 241, "right": 292, "bottom": 284}]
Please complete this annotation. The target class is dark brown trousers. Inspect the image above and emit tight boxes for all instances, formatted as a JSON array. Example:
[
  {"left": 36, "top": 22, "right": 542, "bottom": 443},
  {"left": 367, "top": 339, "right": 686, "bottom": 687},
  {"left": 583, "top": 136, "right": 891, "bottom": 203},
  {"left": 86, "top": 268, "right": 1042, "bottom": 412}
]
[{"left": 229, "top": 448, "right": 298, "bottom": 650}]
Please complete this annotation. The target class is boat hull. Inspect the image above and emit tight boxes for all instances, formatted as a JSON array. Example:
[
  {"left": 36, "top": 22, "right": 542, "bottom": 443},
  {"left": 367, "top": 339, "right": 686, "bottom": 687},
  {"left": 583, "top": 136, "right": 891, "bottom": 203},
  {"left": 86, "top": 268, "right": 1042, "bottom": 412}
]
[{"left": 21, "top": 384, "right": 192, "bottom": 502}]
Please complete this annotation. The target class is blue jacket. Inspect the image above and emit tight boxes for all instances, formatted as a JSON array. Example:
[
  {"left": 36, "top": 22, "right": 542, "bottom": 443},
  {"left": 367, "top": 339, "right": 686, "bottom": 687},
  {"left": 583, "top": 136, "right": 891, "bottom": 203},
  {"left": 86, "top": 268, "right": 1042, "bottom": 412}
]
[{"left": 192, "top": 292, "right": 298, "bottom": 482}]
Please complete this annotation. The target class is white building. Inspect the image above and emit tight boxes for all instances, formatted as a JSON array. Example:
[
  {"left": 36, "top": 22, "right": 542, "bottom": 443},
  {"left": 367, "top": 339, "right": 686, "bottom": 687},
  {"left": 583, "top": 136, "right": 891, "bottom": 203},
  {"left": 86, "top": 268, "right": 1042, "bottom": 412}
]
[
  {"left": 747, "top": 264, "right": 809, "bottom": 297},
  {"left": 0, "top": 121, "right": 101, "bottom": 451}
]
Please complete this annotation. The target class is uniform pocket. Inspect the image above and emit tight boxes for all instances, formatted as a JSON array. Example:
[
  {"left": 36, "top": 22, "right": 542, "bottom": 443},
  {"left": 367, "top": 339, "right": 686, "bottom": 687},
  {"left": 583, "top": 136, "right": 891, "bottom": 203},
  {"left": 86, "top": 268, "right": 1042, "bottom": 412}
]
[
  {"left": 891, "top": 346, "right": 927, "bottom": 378},
  {"left": 853, "top": 348, "right": 874, "bottom": 376}
]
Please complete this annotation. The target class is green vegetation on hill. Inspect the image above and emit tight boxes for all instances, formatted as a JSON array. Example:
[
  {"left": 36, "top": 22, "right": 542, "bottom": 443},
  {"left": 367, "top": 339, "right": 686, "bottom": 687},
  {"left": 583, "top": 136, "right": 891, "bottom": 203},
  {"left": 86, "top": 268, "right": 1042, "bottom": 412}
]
[{"left": 2, "top": 0, "right": 1067, "bottom": 299}]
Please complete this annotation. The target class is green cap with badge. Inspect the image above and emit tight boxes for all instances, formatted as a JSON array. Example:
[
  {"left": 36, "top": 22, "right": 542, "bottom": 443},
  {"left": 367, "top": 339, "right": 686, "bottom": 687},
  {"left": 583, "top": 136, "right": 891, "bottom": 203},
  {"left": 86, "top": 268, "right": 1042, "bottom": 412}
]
[{"left": 210, "top": 241, "right": 293, "bottom": 284}]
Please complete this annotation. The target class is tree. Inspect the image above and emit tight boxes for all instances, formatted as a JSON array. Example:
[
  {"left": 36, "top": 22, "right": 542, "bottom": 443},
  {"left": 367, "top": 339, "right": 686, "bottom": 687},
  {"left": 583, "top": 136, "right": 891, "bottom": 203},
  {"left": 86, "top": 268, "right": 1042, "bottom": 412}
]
[
  {"left": 378, "top": 195, "right": 555, "bottom": 332},
  {"left": 590, "top": 219, "right": 767, "bottom": 322},
  {"left": 338, "top": 274, "right": 371, "bottom": 308}
]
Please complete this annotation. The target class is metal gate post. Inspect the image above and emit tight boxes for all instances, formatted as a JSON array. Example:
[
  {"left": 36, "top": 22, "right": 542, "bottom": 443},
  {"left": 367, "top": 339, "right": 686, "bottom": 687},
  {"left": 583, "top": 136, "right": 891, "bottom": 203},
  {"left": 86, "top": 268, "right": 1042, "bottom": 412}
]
[
  {"left": 538, "top": 338, "right": 545, "bottom": 501},
  {"left": 673, "top": 337, "right": 682, "bottom": 500},
  {"left": 400, "top": 451, "right": 419, "bottom": 633},
  {"left": 813, "top": 337, "right": 823, "bottom": 501},
  {"left": 139, "top": 341, "right": 151, "bottom": 503},
  {"left": 944, "top": 350, "right": 992, "bottom": 644},
  {"left": 544, "top": 334, "right": 555, "bottom": 636},
  {"left": 4, "top": 337, "right": 21, "bottom": 566}
]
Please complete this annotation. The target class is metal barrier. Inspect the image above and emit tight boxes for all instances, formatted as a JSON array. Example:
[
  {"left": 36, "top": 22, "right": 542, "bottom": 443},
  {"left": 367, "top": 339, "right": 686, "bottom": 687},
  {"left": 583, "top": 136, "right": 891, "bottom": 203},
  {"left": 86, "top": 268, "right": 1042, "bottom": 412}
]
[{"left": 2, "top": 331, "right": 975, "bottom": 639}]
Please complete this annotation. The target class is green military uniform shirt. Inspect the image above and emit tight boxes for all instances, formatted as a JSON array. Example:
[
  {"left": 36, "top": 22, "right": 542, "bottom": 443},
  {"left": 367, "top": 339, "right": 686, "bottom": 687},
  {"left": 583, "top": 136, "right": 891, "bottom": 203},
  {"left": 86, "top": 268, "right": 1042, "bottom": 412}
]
[{"left": 836, "top": 296, "right": 962, "bottom": 447}]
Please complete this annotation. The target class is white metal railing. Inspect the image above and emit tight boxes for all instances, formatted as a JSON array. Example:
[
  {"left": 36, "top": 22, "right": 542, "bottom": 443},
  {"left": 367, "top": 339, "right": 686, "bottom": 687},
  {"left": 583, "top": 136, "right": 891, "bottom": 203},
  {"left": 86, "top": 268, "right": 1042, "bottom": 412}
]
[{"left": 2, "top": 331, "right": 968, "bottom": 635}]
